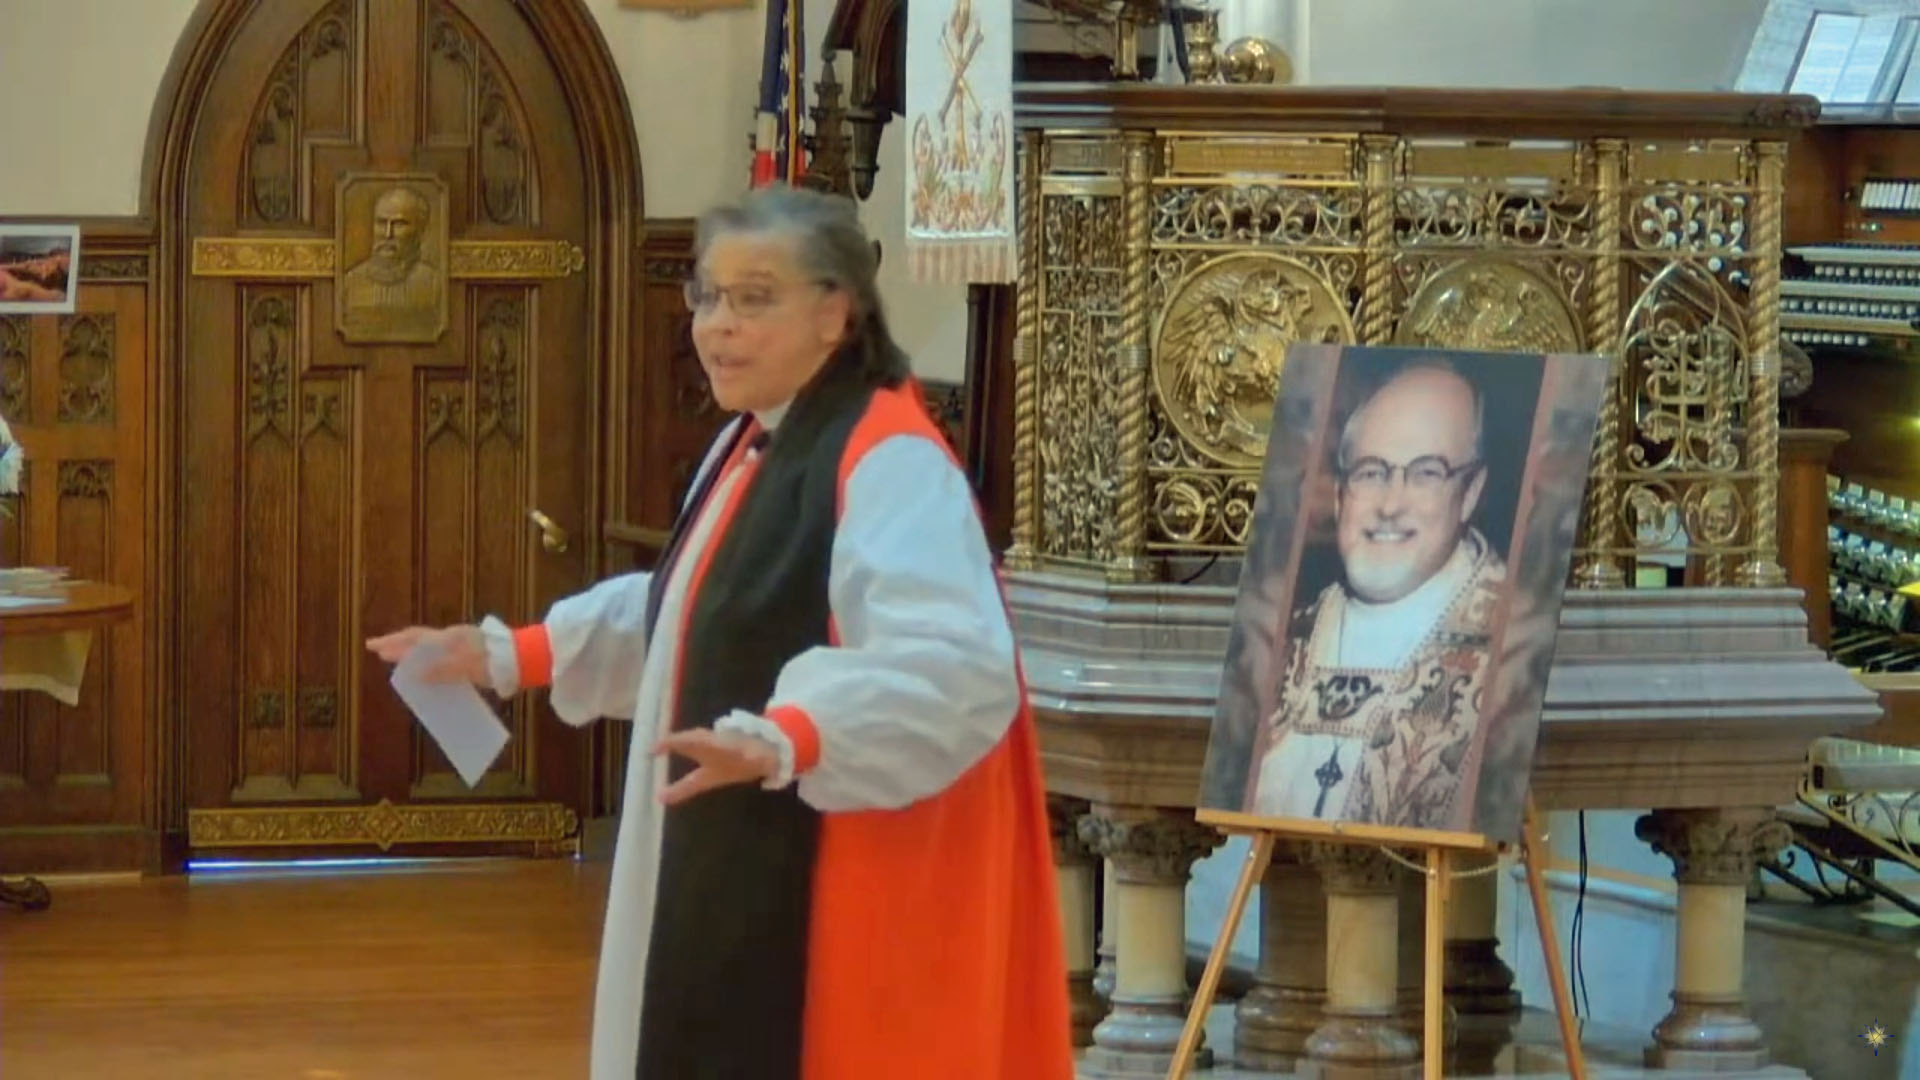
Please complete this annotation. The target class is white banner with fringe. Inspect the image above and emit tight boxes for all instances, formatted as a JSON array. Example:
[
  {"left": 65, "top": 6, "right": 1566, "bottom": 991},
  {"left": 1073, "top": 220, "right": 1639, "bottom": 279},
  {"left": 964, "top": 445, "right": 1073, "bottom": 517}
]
[{"left": 904, "top": 0, "right": 1016, "bottom": 284}]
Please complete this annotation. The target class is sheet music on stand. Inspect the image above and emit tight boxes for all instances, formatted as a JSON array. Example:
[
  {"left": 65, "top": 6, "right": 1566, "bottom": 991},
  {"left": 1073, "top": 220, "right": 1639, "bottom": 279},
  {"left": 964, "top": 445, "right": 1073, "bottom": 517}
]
[{"left": 389, "top": 639, "right": 510, "bottom": 787}]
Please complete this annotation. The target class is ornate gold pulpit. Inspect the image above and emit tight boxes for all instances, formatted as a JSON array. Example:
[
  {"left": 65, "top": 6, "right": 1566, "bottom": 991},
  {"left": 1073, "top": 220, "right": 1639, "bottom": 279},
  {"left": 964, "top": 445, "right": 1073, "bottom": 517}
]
[{"left": 1001, "top": 85, "right": 1883, "bottom": 1078}]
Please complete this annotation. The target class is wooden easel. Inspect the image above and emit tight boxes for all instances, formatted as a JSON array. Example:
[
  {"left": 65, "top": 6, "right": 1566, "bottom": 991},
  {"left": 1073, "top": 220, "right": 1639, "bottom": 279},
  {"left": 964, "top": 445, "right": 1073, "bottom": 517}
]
[{"left": 1166, "top": 798, "right": 1588, "bottom": 1080}]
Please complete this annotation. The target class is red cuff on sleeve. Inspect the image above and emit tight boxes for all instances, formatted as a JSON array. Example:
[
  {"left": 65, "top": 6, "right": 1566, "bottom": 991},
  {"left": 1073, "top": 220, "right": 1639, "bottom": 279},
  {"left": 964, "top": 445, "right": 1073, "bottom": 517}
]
[
  {"left": 512, "top": 625, "right": 554, "bottom": 690},
  {"left": 765, "top": 705, "right": 822, "bottom": 775}
]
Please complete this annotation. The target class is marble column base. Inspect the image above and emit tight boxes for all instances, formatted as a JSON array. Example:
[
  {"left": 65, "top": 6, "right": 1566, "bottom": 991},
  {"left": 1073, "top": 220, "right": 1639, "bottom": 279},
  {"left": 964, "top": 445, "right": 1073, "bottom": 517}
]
[
  {"left": 1234, "top": 984, "right": 1324, "bottom": 1072},
  {"left": 1645, "top": 992, "right": 1772, "bottom": 1071},
  {"left": 1070, "top": 971, "right": 1104, "bottom": 1047},
  {"left": 1444, "top": 938, "right": 1521, "bottom": 1015},
  {"left": 1083, "top": 994, "right": 1211, "bottom": 1077},
  {"left": 1299, "top": 1012, "right": 1421, "bottom": 1080},
  {"left": 1448, "top": 1012, "right": 1521, "bottom": 1075}
]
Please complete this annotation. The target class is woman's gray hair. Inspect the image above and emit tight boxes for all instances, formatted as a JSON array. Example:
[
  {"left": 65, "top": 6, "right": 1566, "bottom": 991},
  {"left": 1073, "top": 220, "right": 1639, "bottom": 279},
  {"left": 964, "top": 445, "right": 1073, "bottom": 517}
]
[{"left": 694, "top": 185, "right": 911, "bottom": 387}]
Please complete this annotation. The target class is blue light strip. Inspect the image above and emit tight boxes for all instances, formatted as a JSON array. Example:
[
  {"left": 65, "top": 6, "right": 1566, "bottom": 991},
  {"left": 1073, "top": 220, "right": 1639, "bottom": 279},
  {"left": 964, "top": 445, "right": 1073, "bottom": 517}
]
[{"left": 186, "top": 856, "right": 452, "bottom": 872}]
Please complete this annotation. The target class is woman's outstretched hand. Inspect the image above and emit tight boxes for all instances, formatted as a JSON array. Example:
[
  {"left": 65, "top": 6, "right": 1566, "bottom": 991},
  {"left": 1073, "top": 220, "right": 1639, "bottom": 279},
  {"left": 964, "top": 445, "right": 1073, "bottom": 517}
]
[
  {"left": 654, "top": 729, "right": 780, "bottom": 806},
  {"left": 365, "top": 624, "right": 491, "bottom": 686}
]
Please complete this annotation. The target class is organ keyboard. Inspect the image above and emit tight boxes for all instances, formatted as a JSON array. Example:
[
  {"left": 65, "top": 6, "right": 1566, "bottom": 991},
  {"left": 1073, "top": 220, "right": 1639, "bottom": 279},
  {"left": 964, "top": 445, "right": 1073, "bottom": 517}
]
[
  {"left": 1784, "top": 243, "right": 1920, "bottom": 347},
  {"left": 1827, "top": 474, "right": 1920, "bottom": 673}
]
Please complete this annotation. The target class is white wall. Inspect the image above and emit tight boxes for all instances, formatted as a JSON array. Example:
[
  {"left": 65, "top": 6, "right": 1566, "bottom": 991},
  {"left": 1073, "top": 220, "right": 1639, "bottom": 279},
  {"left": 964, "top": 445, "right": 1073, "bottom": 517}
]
[
  {"left": 0, "top": 0, "right": 970, "bottom": 378},
  {"left": 1304, "top": 0, "right": 1769, "bottom": 91}
]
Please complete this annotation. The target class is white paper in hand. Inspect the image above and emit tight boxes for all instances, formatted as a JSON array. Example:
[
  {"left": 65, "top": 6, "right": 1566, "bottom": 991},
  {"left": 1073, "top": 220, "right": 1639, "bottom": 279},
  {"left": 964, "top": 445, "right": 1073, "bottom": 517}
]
[{"left": 390, "top": 639, "right": 511, "bottom": 788}]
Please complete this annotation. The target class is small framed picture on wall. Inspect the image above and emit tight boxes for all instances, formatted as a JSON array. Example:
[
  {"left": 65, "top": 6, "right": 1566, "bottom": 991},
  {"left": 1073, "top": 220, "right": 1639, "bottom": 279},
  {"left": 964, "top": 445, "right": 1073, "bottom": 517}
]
[{"left": 0, "top": 224, "right": 79, "bottom": 315}]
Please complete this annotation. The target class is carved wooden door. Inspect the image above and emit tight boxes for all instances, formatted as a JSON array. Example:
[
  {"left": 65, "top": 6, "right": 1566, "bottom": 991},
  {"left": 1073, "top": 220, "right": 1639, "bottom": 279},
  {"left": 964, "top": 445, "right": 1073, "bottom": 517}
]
[{"left": 177, "top": 0, "right": 601, "bottom": 855}]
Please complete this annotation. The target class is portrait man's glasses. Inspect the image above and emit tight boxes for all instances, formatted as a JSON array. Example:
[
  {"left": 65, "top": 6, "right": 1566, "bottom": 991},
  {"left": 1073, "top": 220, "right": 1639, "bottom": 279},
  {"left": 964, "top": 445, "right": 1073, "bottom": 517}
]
[{"left": 1341, "top": 455, "right": 1481, "bottom": 496}]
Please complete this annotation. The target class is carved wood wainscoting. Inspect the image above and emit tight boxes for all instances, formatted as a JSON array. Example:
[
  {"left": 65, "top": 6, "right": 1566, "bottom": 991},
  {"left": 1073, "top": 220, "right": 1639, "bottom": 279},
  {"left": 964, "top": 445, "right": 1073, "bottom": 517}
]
[
  {"left": 0, "top": 226, "right": 156, "bottom": 873},
  {"left": 144, "top": 0, "right": 641, "bottom": 863}
]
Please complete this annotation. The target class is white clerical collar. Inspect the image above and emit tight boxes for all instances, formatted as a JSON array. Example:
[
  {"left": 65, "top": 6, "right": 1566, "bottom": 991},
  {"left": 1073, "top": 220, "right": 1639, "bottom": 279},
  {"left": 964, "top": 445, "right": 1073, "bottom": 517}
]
[
  {"left": 1333, "top": 535, "right": 1476, "bottom": 670},
  {"left": 753, "top": 400, "right": 791, "bottom": 432}
]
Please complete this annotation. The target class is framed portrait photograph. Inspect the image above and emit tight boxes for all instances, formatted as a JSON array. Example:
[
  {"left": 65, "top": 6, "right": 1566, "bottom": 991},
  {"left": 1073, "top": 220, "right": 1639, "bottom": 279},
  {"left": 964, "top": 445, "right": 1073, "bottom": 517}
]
[
  {"left": 0, "top": 224, "right": 80, "bottom": 315},
  {"left": 1196, "top": 344, "right": 1609, "bottom": 845}
]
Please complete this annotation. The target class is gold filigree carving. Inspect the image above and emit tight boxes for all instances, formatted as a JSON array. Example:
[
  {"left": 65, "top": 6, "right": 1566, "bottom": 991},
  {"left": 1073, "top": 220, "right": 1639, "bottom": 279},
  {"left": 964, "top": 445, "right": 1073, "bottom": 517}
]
[
  {"left": 0, "top": 316, "right": 26, "bottom": 421},
  {"left": 56, "top": 460, "right": 110, "bottom": 500},
  {"left": 1038, "top": 192, "right": 1125, "bottom": 565},
  {"left": 1153, "top": 252, "right": 1354, "bottom": 468},
  {"left": 193, "top": 238, "right": 337, "bottom": 277},
  {"left": 448, "top": 240, "right": 585, "bottom": 279},
  {"left": 56, "top": 315, "right": 114, "bottom": 424},
  {"left": 1166, "top": 138, "right": 1350, "bottom": 178},
  {"left": 186, "top": 798, "right": 580, "bottom": 852},
  {"left": 246, "top": 296, "right": 295, "bottom": 441},
  {"left": 1395, "top": 258, "right": 1583, "bottom": 354}
]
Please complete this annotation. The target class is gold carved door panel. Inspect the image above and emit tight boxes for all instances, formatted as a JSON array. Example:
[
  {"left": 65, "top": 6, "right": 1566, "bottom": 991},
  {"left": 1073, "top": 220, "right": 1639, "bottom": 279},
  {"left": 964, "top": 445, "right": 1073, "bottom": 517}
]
[{"left": 179, "top": 0, "right": 597, "bottom": 855}]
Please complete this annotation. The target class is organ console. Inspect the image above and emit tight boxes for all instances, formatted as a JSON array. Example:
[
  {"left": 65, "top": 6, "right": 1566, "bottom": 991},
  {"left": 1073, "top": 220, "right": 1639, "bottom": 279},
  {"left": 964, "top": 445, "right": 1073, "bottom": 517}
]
[{"left": 1781, "top": 122, "right": 1920, "bottom": 738}]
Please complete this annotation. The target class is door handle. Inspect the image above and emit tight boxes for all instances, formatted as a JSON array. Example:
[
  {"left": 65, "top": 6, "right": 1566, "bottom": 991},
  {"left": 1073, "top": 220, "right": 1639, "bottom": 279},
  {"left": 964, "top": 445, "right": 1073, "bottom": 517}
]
[{"left": 529, "top": 509, "right": 570, "bottom": 554}]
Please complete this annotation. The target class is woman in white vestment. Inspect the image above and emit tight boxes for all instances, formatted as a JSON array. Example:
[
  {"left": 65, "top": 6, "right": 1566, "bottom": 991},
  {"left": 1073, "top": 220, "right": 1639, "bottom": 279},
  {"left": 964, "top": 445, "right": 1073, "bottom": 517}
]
[{"left": 367, "top": 185, "right": 1073, "bottom": 1080}]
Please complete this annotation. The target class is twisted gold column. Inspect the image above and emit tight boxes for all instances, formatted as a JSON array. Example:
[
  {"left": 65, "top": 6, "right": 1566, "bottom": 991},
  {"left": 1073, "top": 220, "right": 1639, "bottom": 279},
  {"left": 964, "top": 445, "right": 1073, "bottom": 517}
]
[
  {"left": 1005, "top": 130, "right": 1043, "bottom": 571},
  {"left": 1574, "top": 138, "right": 1627, "bottom": 589},
  {"left": 1107, "top": 133, "right": 1155, "bottom": 584},
  {"left": 1358, "top": 135, "right": 1398, "bottom": 345},
  {"left": 1738, "top": 141, "right": 1788, "bottom": 588}
]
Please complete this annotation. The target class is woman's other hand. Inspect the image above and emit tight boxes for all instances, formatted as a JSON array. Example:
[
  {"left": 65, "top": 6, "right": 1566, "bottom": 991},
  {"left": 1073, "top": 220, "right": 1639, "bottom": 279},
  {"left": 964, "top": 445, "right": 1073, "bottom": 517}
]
[
  {"left": 365, "top": 624, "right": 490, "bottom": 686},
  {"left": 654, "top": 729, "right": 780, "bottom": 806}
]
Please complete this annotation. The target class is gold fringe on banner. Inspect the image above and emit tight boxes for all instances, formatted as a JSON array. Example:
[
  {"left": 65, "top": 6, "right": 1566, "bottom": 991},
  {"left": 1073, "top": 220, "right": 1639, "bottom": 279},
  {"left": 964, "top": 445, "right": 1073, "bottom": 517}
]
[{"left": 908, "top": 237, "right": 1016, "bottom": 286}]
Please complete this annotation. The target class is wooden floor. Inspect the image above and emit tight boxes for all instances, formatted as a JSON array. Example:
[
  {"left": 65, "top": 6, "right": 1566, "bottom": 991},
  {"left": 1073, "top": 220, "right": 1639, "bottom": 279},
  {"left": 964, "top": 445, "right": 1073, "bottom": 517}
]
[{"left": 1, "top": 858, "right": 610, "bottom": 1078}]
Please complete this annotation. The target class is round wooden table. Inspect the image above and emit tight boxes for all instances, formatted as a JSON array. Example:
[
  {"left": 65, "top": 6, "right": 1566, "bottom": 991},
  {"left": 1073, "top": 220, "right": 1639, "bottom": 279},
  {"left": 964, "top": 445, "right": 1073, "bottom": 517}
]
[{"left": 0, "top": 580, "right": 135, "bottom": 913}]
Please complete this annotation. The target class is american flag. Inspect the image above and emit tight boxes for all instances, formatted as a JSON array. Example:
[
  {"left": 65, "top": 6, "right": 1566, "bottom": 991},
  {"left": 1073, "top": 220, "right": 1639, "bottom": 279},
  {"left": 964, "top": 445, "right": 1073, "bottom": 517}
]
[{"left": 752, "top": 0, "right": 806, "bottom": 188}]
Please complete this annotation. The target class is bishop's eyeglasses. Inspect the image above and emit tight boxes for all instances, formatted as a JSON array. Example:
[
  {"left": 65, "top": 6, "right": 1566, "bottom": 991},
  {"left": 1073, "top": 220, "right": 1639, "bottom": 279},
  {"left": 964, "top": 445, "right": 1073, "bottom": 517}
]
[
  {"left": 683, "top": 279, "right": 831, "bottom": 319},
  {"left": 1339, "top": 455, "right": 1481, "bottom": 496}
]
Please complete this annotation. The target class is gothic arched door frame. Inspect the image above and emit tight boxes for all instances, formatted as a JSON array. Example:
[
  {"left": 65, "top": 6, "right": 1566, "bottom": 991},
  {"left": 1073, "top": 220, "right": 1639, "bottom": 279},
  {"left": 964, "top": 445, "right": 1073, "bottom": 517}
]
[{"left": 138, "top": 0, "right": 643, "bottom": 866}]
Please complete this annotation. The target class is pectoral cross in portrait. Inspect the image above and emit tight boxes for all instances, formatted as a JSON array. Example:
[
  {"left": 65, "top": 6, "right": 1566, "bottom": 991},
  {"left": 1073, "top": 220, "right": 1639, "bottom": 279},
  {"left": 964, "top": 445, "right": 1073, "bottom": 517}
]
[{"left": 1311, "top": 746, "right": 1345, "bottom": 818}]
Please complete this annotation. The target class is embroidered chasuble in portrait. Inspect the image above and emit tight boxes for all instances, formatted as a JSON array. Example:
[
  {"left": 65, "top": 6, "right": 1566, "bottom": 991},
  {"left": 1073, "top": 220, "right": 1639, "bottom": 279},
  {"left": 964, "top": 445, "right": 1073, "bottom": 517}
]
[
  {"left": 1252, "top": 529, "right": 1506, "bottom": 829},
  {"left": 477, "top": 361, "right": 1073, "bottom": 1080}
]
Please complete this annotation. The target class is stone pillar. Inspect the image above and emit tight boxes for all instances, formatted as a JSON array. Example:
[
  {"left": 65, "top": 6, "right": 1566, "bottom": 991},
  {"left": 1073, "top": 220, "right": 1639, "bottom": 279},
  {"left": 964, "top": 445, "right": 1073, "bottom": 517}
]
[
  {"left": 1050, "top": 795, "right": 1105, "bottom": 1045},
  {"left": 1078, "top": 806, "right": 1224, "bottom": 1077},
  {"left": 1095, "top": 859, "right": 1118, "bottom": 1003},
  {"left": 1443, "top": 853, "right": 1519, "bottom": 1014},
  {"left": 1443, "top": 853, "right": 1519, "bottom": 1071},
  {"left": 1302, "top": 845, "right": 1419, "bottom": 1080},
  {"left": 1635, "top": 808, "right": 1793, "bottom": 1070},
  {"left": 1234, "top": 841, "right": 1327, "bottom": 1072}
]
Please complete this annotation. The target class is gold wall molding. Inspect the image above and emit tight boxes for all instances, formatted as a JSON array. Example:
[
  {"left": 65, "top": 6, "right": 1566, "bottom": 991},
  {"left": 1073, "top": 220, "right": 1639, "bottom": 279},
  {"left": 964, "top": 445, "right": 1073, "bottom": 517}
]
[
  {"left": 193, "top": 238, "right": 585, "bottom": 280},
  {"left": 449, "top": 240, "right": 587, "bottom": 279},
  {"left": 192, "top": 237, "right": 336, "bottom": 277},
  {"left": 186, "top": 798, "right": 580, "bottom": 851}
]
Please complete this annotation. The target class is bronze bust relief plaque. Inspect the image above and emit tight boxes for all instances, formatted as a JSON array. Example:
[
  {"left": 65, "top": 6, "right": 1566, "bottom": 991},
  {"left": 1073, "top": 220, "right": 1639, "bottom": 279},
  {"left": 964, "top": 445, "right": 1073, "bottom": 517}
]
[
  {"left": 1154, "top": 252, "right": 1355, "bottom": 469},
  {"left": 334, "top": 173, "right": 451, "bottom": 345}
]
